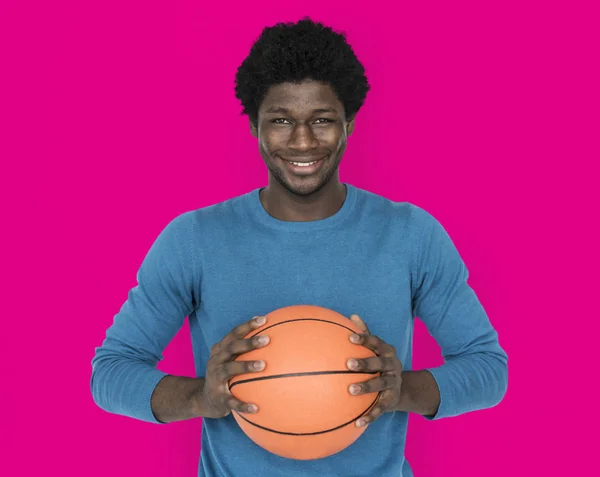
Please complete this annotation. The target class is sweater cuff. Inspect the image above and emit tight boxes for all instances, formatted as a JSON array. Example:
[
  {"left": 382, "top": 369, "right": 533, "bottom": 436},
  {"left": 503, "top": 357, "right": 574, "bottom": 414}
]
[
  {"left": 127, "top": 367, "right": 169, "bottom": 424},
  {"left": 423, "top": 366, "right": 457, "bottom": 420}
]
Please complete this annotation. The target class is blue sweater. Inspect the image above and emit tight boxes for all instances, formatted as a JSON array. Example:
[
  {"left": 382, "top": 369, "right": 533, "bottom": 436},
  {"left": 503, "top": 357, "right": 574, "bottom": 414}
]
[{"left": 91, "top": 184, "right": 508, "bottom": 477}]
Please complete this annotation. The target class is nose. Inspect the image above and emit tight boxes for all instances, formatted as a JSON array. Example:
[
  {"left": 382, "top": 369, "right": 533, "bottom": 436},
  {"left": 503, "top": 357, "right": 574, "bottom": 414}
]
[{"left": 287, "top": 123, "right": 319, "bottom": 151}]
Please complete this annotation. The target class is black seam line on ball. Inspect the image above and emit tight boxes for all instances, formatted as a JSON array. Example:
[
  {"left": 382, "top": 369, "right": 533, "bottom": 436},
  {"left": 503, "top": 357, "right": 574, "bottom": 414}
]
[
  {"left": 247, "top": 318, "right": 358, "bottom": 339},
  {"left": 234, "top": 394, "right": 379, "bottom": 436},
  {"left": 229, "top": 370, "right": 379, "bottom": 390}
]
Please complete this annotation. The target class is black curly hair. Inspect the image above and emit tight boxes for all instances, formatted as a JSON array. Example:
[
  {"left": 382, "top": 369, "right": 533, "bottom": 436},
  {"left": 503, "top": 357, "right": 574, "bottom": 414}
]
[{"left": 235, "top": 18, "right": 370, "bottom": 125}]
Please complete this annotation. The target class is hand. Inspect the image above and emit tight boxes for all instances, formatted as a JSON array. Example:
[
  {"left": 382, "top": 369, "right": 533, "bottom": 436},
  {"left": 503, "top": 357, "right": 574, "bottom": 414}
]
[
  {"left": 347, "top": 314, "right": 403, "bottom": 428},
  {"left": 201, "top": 315, "right": 270, "bottom": 419}
]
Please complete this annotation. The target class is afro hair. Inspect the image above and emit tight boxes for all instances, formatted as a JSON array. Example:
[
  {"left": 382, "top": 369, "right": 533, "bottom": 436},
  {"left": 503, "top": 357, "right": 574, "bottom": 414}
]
[{"left": 234, "top": 18, "right": 370, "bottom": 125}]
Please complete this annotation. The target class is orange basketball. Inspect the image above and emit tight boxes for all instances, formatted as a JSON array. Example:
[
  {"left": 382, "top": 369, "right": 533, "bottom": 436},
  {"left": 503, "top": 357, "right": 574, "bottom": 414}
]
[{"left": 229, "top": 305, "right": 380, "bottom": 460}]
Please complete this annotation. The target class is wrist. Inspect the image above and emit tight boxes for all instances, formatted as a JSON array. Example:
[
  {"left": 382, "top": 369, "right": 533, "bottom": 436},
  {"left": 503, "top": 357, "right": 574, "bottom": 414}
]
[
  {"left": 393, "top": 371, "right": 414, "bottom": 413},
  {"left": 190, "top": 378, "right": 207, "bottom": 418},
  {"left": 393, "top": 370, "right": 440, "bottom": 416}
]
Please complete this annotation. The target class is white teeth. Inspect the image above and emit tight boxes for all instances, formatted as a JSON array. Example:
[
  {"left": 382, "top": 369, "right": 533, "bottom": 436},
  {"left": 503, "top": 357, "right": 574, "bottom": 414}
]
[{"left": 290, "top": 161, "right": 317, "bottom": 167}]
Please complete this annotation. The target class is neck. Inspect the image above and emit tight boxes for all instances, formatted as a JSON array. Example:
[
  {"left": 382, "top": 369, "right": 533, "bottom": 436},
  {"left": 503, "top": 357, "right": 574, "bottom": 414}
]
[{"left": 259, "top": 179, "right": 347, "bottom": 222}]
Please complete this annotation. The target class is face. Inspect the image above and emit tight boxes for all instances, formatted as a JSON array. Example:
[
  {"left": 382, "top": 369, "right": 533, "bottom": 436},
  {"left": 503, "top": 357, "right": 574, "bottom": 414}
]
[{"left": 251, "top": 80, "right": 354, "bottom": 197}]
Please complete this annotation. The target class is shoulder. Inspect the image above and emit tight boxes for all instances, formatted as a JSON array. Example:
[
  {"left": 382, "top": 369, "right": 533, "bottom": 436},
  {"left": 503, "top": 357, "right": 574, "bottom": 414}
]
[
  {"left": 353, "top": 185, "right": 437, "bottom": 230},
  {"left": 192, "top": 190, "right": 254, "bottom": 224},
  {"left": 166, "top": 191, "right": 252, "bottom": 230},
  {"left": 144, "top": 192, "right": 253, "bottom": 271},
  {"left": 155, "top": 191, "right": 254, "bottom": 249}
]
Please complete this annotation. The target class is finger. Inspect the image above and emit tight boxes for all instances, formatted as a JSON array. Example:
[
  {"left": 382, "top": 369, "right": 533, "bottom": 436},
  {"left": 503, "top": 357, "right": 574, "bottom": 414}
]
[
  {"left": 226, "top": 395, "right": 258, "bottom": 414},
  {"left": 212, "top": 315, "right": 267, "bottom": 355},
  {"left": 347, "top": 355, "right": 397, "bottom": 373},
  {"left": 355, "top": 391, "right": 396, "bottom": 427},
  {"left": 349, "top": 314, "right": 370, "bottom": 334},
  {"left": 220, "top": 359, "right": 266, "bottom": 380},
  {"left": 355, "top": 403, "right": 385, "bottom": 427},
  {"left": 348, "top": 374, "right": 397, "bottom": 395},
  {"left": 217, "top": 335, "right": 270, "bottom": 362},
  {"left": 349, "top": 333, "right": 396, "bottom": 357}
]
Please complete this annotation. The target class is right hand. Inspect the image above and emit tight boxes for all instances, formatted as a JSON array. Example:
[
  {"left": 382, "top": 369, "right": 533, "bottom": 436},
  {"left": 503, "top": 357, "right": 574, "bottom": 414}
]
[{"left": 200, "top": 315, "right": 270, "bottom": 419}]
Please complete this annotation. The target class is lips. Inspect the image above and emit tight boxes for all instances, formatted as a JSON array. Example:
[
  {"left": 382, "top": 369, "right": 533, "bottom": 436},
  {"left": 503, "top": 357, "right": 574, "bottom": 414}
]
[
  {"left": 279, "top": 155, "right": 325, "bottom": 164},
  {"left": 277, "top": 154, "right": 327, "bottom": 176}
]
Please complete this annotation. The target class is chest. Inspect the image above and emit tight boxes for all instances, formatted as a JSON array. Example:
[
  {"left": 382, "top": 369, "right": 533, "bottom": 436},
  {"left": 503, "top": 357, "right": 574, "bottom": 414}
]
[{"left": 192, "top": 230, "right": 415, "bottom": 362}]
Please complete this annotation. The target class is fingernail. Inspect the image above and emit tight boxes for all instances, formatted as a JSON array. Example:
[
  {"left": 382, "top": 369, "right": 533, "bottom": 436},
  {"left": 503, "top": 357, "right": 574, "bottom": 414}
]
[
  {"left": 255, "top": 316, "right": 266, "bottom": 325},
  {"left": 356, "top": 419, "right": 367, "bottom": 427},
  {"left": 349, "top": 334, "right": 361, "bottom": 343},
  {"left": 257, "top": 335, "right": 269, "bottom": 346},
  {"left": 347, "top": 359, "right": 359, "bottom": 370},
  {"left": 247, "top": 404, "right": 258, "bottom": 413},
  {"left": 349, "top": 384, "right": 361, "bottom": 395},
  {"left": 254, "top": 360, "right": 265, "bottom": 370}
]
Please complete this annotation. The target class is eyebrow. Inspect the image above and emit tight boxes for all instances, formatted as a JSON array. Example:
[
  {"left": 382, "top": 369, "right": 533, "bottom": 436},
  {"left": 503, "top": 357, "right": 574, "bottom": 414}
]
[{"left": 265, "top": 107, "right": 338, "bottom": 114}]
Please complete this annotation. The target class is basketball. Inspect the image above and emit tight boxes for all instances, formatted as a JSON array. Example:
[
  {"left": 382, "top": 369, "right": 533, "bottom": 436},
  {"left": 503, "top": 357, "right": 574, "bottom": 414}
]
[{"left": 229, "top": 305, "right": 380, "bottom": 460}]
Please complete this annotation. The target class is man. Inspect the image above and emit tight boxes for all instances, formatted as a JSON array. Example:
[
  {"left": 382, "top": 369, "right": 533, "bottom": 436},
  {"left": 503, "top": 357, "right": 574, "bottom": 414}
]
[{"left": 91, "top": 18, "right": 508, "bottom": 477}]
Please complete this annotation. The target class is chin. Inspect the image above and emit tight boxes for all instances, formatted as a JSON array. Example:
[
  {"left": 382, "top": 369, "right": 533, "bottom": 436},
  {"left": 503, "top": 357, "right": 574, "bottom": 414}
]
[{"left": 284, "top": 177, "right": 329, "bottom": 196}]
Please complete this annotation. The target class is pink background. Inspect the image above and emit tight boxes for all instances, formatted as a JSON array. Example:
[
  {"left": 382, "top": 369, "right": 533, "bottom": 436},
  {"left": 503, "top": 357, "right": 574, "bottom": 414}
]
[{"left": 1, "top": 0, "right": 599, "bottom": 475}]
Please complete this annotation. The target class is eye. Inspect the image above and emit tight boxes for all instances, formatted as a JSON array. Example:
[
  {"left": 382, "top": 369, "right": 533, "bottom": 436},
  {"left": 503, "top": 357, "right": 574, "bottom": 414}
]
[
  {"left": 314, "top": 118, "right": 333, "bottom": 124},
  {"left": 272, "top": 118, "right": 291, "bottom": 124}
]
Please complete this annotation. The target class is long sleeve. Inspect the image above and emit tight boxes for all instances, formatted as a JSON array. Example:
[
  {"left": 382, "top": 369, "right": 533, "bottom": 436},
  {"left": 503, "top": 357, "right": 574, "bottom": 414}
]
[
  {"left": 411, "top": 207, "right": 508, "bottom": 419},
  {"left": 90, "top": 212, "right": 200, "bottom": 423}
]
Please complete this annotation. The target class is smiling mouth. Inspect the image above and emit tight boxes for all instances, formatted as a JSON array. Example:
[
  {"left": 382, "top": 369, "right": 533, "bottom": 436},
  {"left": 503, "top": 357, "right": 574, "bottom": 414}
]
[
  {"left": 279, "top": 155, "right": 326, "bottom": 166},
  {"left": 287, "top": 159, "right": 320, "bottom": 167},
  {"left": 276, "top": 154, "right": 328, "bottom": 176}
]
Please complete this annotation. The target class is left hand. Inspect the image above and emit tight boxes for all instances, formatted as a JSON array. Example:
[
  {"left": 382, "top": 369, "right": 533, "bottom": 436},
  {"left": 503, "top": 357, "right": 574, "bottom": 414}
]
[{"left": 346, "top": 314, "right": 403, "bottom": 428}]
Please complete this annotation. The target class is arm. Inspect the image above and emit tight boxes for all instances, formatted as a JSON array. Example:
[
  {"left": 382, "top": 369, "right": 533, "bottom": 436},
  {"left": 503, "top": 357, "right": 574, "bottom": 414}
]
[
  {"left": 150, "top": 314, "right": 271, "bottom": 424},
  {"left": 395, "top": 370, "right": 440, "bottom": 417},
  {"left": 408, "top": 206, "right": 508, "bottom": 419},
  {"left": 91, "top": 212, "right": 201, "bottom": 424},
  {"left": 150, "top": 376, "right": 208, "bottom": 423}
]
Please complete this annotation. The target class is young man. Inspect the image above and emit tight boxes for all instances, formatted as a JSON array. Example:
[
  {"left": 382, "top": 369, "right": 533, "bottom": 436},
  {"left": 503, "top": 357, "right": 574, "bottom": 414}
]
[{"left": 92, "top": 18, "right": 508, "bottom": 477}]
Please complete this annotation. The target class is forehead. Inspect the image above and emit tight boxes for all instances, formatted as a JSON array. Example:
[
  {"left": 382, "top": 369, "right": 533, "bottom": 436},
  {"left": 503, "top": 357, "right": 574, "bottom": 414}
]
[{"left": 260, "top": 80, "right": 344, "bottom": 114}]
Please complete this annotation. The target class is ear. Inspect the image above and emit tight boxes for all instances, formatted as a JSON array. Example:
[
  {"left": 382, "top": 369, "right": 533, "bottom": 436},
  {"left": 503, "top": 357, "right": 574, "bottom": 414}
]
[
  {"left": 346, "top": 117, "right": 356, "bottom": 136},
  {"left": 250, "top": 120, "right": 258, "bottom": 138}
]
